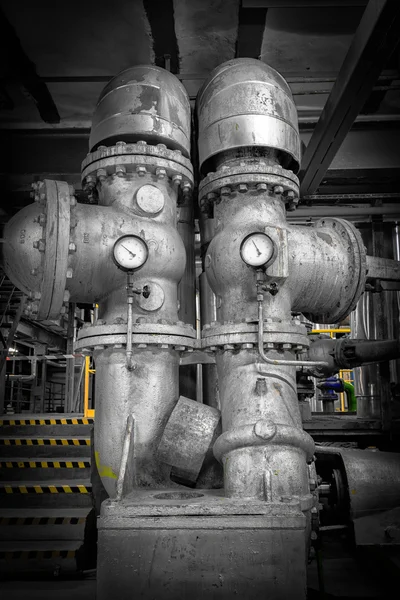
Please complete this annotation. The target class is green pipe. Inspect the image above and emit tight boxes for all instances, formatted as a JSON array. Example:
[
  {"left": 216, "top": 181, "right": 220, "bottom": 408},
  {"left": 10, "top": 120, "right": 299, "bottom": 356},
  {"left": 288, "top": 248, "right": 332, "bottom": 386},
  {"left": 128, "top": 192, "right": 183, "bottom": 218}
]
[{"left": 343, "top": 380, "right": 357, "bottom": 412}]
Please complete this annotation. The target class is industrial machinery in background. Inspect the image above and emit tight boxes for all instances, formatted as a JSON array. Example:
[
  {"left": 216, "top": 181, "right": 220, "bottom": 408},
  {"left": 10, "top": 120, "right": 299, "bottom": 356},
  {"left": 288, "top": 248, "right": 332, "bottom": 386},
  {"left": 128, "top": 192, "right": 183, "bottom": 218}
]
[{"left": 2, "top": 59, "right": 400, "bottom": 599}]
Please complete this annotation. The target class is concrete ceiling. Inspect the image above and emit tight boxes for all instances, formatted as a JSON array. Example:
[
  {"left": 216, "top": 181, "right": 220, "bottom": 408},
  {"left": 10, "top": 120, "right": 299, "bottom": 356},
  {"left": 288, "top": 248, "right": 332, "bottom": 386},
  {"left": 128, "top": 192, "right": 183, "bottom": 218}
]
[
  {"left": 3, "top": 0, "right": 397, "bottom": 128},
  {"left": 1, "top": 0, "right": 399, "bottom": 222}
]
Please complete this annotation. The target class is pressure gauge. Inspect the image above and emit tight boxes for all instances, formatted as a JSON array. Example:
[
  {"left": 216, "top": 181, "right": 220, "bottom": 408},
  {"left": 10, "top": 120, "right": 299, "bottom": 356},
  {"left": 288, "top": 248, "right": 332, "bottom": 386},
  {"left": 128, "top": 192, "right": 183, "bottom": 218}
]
[
  {"left": 112, "top": 235, "right": 149, "bottom": 272},
  {"left": 240, "top": 232, "right": 276, "bottom": 268}
]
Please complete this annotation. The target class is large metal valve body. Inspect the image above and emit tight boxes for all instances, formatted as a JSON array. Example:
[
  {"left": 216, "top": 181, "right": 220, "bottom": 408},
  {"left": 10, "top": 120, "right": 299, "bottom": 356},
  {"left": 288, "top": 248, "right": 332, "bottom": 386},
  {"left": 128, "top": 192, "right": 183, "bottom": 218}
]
[{"left": 2, "top": 59, "right": 375, "bottom": 599}]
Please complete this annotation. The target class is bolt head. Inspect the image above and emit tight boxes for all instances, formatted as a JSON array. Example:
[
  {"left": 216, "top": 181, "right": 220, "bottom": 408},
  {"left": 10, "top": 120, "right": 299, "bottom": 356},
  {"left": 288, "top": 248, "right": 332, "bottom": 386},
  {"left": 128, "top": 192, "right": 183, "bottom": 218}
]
[
  {"left": 68, "top": 242, "right": 77, "bottom": 253},
  {"left": 238, "top": 183, "right": 248, "bottom": 193},
  {"left": 220, "top": 187, "right": 231, "bottom": 196},
  {"left": 66, "top": 268, "right": 73, "bottom": 279},
  {"left": 257, "top": 183, "right": 267, "bottom": 192},
  {"left": 172, "top": 174, "right": 183, "bottom": 187},
  {"left": 115, "top": 165, "right": 126, "bottom": 177},
  {"left": 287, "top": 190, "right": 295, "bottom": 199},
  {"left": 38, "top": 240, "right": 46, "bottom": 252},
  {"left": 136, "top": 166, "right": 147, "bottom": 177},
  {"left": 33, "top": 291, "right": 41, "bottom": 300},
  {"left": 116, "top": 141, "right": 126, "bottom": 147},
  {"left": 207, "top": 192, "right": 217, "bottom": 201},
  {"left": 38, "top": 213, "right": 46, "bottom": 226},
  {"left": 63, "top": 290, "right": 70, "bottom": 303},
  {"left": 156, "top": 143, "right": 167, "bottom": 151},
  {"left": 182, "top": 182, "right": 191, "bottom": 195},
  {"left": 274, "top": 186, "right": 284, "bottom": 195},
  {"left": 155, "top": 167, "right": 167, "bottom": 179}
]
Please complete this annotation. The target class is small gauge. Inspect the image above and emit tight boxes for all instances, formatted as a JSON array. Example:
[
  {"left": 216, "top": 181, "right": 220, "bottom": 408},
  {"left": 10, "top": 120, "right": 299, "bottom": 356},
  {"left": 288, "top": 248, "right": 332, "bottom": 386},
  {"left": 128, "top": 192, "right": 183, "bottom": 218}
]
[
  {"left": 113, "top": 235, "right": 149, "bottom": 272},
  {"left": 240, "top": 232, "right": 276, "bottom": 268}
]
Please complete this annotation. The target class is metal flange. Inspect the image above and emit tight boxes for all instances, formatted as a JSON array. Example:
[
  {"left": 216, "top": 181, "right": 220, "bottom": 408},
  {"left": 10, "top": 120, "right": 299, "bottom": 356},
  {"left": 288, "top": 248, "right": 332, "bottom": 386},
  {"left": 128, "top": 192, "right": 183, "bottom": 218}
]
[
  {"left": 76, "top": 319, "right": 198, "bottom": 352},
  {"left": 34, "top": 180, "right": 71, "bottom": 320},
  {"left": 201, "top": 320, "right": 309, "bottom": 352},
  {"left": 81, "top": 141, "right": 194, "bottom": 191},
  {"left": 198, "top": 163, "right": 299, "bottom": 213}
]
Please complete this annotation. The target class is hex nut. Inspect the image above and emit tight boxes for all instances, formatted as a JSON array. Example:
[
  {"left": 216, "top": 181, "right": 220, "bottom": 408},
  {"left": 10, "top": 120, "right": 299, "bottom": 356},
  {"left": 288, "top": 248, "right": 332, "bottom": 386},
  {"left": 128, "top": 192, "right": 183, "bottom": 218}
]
[
  {"left": 182, "top": 182, "right": 191, "bottom": 195},
  {"left": 116, "top": 165, "right": 126, "bottom": 177},
  {"left": 136, "top": 166, "right": 147, "bottom": 177},
  {"left": 257, "top": 183, "right": 267, "bottom": 192},
  {"left": 155, "top": 167, "right": 167, "bottom": 179},
  {"left": 274, "top": 186, "right": 284, "bottom": 194},
  {"left": 220, "top": 186, "right": 231, "bottom": 196},
  {"left": 66, "top": 268, "right": 73, "bottom": 279},
  {"left": 172, "top": 174, "right": 183, "bottom": 187},
  {"left": 68, "top": 242, "right": 77, "bottom": 253},
  {"left": 238, "top": 183, "right": 248, "bottom": 193}
]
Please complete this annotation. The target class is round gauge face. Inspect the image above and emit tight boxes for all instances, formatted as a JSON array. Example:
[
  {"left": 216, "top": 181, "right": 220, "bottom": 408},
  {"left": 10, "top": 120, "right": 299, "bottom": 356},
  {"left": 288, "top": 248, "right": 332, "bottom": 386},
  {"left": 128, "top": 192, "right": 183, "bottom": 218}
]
[
  {"left": 113, "top": 235, "right": 149, "bottom": 272},
  {"left": 240, "top": 232, "right": 276, "bottom": 268}
]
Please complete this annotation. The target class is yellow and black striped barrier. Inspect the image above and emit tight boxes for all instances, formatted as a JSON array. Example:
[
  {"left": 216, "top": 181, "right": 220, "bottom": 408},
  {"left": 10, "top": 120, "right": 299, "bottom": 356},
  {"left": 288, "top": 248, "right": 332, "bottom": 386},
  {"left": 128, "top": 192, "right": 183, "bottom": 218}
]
[
  {"left": 0, "top": 484, "right": 91, "bottom": 494},
  {"left": 0, "top": 438, "right": 90, "bottom": 446},
  {"left": 0, "top": 460, "right": 90, "bottom": 469},
  {"left": 0, "top": 549, "right": 76, "bottom": 560},
  {"left": 0, "top": 418, "right": 93, "bottom": 426},
  {"left": 0, "top": 515, "right": 86, "bottom": 526}
]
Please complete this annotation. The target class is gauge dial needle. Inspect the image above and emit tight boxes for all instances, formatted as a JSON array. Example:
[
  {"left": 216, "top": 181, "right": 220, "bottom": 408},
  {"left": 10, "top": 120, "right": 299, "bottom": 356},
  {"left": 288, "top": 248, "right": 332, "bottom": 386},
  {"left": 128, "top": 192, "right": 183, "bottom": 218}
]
[
  {"left": 252, "top": 240, "right": 262, "bottom": 256},
  {"left": 121, "top": 244, "right": 137, "bottom": 259}
]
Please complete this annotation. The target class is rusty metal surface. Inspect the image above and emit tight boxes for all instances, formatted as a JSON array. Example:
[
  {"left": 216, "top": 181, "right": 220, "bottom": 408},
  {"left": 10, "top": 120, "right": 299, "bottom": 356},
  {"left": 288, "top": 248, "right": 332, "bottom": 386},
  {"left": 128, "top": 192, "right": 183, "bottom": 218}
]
[
  {"left": 158, "top": 395, "right": 221, "bottom": 482},
  {"left": 89, "top": 65, "right": 191, "bottom": 156}
]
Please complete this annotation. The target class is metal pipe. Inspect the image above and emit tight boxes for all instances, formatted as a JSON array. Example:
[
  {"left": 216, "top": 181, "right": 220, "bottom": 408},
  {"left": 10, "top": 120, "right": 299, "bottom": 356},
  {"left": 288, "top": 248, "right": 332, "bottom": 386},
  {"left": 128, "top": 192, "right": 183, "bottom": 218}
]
[
  {"left": 257, "top": 297, "right": 328, "bottom": 368},
  {"left": 126, "top": 272, "right": 134, "bottom": 372},
  {"left": 7, "top": 357, "right": 37, "bottom": 382}
]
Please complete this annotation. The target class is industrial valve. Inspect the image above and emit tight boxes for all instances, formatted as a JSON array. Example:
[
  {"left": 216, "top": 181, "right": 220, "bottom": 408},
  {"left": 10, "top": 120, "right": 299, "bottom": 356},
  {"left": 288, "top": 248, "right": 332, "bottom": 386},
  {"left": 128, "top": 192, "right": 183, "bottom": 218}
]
[{"left": 3, "top": 65, "right": 196, "bottom": 498}]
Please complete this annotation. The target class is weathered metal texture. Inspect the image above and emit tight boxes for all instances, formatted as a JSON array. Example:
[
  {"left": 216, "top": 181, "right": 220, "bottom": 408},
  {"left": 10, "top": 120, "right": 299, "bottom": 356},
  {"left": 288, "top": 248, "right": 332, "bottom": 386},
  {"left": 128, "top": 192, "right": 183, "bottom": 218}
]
[
  {"left": 215, "top": 350, "right": 313, "bottom": 502},
  {"left": 158, "top": 395, "right": 221, "bottom": 483},
  {"left": 204, "top": 186, "right": 293, "bottom": 324},
  {"left": 89, "top": 65, "right": 191, "bottom": 157},
  {"left": 2, "top": 179, "right": 72, "bottom": 320},
  {"left": 289, "top": 218, "right": 367, "bottom": 324},
  {"left": 93, "top": 348, "right": 179, "bottom": 497},
  {"left": 315, "top": 447, "right": 400, "bottom": 520},
  {"left": 196, "top": 58, "right": 301, "bottom": 175},
  {"left": 97, "top": 491, "right": 307, "bottom": 600}
]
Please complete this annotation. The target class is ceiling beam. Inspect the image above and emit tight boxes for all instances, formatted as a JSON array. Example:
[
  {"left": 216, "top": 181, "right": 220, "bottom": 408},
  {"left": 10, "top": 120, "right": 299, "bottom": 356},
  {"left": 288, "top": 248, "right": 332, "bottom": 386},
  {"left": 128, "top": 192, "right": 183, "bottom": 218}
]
[
  {"left": 299, "top": 0, "right": 400, "bottom": 196},
  {"left": 0, "top": 9, "right": 60, "bottom": 124},
  {"left": 143, "top": 0, "right": 180, "bottom": 73},
  {"left": 235, "top": 3, "right": 268, "bottom": 58}
]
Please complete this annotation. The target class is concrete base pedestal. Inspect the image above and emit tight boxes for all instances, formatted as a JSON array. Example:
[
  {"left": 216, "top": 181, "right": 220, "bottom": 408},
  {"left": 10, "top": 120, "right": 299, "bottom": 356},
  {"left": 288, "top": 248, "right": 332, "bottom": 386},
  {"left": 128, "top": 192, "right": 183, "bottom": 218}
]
[{"left": 97, "top": 489, "right": 308, "bottom": 600}]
